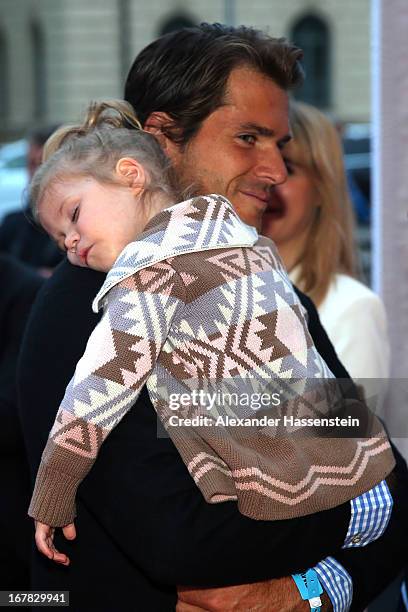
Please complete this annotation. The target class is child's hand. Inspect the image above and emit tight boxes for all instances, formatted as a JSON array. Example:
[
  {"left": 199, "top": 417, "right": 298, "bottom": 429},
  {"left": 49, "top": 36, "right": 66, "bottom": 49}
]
[{"left": 35, "top": 521, "right": 76, "bottom": 565}]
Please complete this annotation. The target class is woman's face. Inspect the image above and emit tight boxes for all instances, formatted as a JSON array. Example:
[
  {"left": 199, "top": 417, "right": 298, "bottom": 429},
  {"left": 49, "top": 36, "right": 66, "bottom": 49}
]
[{"left": 261, "top": 143, "right": 320, "bottom": 261}]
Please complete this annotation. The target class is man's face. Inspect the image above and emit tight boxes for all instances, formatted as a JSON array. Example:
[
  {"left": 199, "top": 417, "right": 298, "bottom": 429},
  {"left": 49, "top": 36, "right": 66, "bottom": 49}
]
[{"left": 163, "top": 66, "right": 291, "bottom": 231}]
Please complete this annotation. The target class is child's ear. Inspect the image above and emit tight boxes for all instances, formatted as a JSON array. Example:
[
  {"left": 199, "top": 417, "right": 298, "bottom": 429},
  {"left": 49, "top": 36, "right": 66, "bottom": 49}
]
[{"left": 115, "top": 157, "right": 146, "bottom": 192}]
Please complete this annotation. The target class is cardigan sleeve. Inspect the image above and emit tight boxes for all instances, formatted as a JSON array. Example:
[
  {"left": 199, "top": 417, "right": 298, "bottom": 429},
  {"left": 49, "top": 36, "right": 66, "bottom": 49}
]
[{"left": 28, "top": 262, "right": 186, "bottom": 526}]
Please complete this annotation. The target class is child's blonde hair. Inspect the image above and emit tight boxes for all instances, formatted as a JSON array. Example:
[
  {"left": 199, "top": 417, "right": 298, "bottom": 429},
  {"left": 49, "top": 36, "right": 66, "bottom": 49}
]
[{"left": 30, "top": 100, "right": 175, "bottom": 220}]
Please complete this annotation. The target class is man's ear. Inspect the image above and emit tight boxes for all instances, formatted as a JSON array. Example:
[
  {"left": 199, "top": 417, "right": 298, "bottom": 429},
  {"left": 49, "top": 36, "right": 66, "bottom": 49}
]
[
  {"left": 115, "top": 157, "right": 146, "bottom": 193},
  {"left": 144, "top": 112, "right": 183, "bottom": 162}
]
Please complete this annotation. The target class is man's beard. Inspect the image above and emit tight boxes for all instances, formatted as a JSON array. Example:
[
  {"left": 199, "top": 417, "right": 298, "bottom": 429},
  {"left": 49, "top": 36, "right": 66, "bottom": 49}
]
[{"left": 170, "top": 164, "right": 205, "bottom": 202}]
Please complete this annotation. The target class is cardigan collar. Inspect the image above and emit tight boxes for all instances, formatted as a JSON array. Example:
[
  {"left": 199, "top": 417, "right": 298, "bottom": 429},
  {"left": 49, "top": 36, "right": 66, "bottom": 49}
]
[{"left": 93, "top": 194, "right": 258, "bottom": 312}]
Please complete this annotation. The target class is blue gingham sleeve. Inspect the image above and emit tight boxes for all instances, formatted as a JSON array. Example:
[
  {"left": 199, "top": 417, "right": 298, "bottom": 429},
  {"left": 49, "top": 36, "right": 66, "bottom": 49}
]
[
  {"left": 312, "top": 479, "right": 393, "bottom": 612},
  {"left": 342, "top": 479, "right": 393, "bottom": 548},
  {"left": 315, "top": 557, "right": 353, "bottom": 612}
]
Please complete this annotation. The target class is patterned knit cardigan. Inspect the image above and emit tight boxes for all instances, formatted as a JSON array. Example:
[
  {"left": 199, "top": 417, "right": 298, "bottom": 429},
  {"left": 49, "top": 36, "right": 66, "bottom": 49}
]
[{"left": 29, "top": 195, "right": 394, "bottom": 526}]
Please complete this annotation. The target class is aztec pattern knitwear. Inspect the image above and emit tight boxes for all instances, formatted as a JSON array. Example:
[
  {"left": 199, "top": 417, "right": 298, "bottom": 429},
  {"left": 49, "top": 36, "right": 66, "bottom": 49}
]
[{"left": 29, "top": 195, "right": 395, "bottom": 527}]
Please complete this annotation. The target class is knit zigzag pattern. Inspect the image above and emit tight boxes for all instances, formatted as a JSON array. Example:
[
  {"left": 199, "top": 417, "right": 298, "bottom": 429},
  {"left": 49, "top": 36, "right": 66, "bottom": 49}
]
[{"left": 29, "top": 195, "right": 394, "bottom": 526}]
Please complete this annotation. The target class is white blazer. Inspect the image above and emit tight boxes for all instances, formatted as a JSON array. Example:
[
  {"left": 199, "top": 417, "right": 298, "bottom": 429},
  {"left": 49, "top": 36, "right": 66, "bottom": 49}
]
[{"left": 290, "top": 270, "right": 390, "bottom": 405}]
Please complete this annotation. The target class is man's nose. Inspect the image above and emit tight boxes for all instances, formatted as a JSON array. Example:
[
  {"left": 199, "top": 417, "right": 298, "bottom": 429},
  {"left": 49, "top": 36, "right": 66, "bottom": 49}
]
[{"left": 254, "top": 149, "right": 288, "bottom": 186}]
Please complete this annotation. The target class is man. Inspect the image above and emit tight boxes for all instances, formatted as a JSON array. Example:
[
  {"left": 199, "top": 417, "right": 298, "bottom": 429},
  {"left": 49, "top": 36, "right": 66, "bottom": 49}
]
[{"left": 18, "top": 24, "right": 408, "bottom": 611}]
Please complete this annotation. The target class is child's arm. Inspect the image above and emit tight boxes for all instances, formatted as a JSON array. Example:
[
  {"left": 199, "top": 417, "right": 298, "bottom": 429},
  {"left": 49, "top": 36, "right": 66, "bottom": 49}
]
[{"left": 29, "top": 262, "right": 185, "bottom": 545}]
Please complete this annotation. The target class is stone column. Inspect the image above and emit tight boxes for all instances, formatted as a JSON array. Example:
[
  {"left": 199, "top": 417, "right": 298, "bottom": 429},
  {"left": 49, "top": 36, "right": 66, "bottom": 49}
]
[{"left": 371, "top": 0, "right": 408, "bottom": 458}]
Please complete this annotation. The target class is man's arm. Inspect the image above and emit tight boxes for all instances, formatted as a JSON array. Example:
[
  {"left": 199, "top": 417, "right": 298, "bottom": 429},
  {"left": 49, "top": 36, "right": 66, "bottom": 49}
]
[
  {"left": 336, "top": 441, "right": 408, "bottom": 611},
  {"left": 293, "top": 288, "right": 408, "bottom": 609},
  {"left": 176, "top": 442, "right": 408, "bottom": 612},
  {"left": 177, "top": 578, "right": 327, "bottom": 612}
]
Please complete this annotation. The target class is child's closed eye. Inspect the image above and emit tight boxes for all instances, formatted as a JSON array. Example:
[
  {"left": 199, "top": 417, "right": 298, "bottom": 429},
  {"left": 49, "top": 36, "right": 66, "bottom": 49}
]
[{"left": 71, "top": 206, "right": 79, "bottom": 222}]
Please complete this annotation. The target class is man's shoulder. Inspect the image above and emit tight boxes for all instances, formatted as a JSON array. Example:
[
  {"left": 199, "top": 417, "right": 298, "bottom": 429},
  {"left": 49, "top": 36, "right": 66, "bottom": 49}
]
[
  {"left": 0, "top": 210, "right": 27, "bottom": 242},
  {"left": 1, "top": 209, "right": 26, "bottom": 226},
  {"left": 46, "top": 260, "right": 106, "bottom": 292},
  {"left": 0, "top": 253, "right": 43, "bottom": 314},
  {"left": 34, "top": 260, "right": 106, "bottom": 321},
  {"left": 293, "top": 285, "right": 316, "bottom": 312}
]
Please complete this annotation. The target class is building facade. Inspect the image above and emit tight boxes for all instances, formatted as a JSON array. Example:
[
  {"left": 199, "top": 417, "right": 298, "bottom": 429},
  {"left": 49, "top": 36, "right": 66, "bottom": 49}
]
[{"left": 0, "top": 0, "right": 370, "bottom": 140}]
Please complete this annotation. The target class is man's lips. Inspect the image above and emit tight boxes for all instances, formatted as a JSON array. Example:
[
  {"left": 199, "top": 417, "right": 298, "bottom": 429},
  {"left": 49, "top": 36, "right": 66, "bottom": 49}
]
[{"left": 240, "top": 191, "right": 270, "bottom": 209}]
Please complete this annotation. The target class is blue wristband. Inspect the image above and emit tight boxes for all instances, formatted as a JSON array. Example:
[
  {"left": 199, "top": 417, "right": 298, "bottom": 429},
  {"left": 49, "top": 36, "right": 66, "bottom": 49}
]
[{"left": 292, "top": 569, "right": 323, "bottom": 612}]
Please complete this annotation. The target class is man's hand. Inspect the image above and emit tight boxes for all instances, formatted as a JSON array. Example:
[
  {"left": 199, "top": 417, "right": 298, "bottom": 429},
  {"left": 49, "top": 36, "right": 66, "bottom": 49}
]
[
  {"left": 177, "top": 576, "right": 332, "bottom": 612},
  {"left": 34, "top": 521, "right": 76, "bottom": 565}
]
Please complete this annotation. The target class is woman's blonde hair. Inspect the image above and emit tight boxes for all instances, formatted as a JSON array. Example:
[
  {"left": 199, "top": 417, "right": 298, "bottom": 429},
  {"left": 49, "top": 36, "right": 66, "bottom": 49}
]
[
  {"left": 287, "top": 101, "right": 358, "bottom": 305},
  {"left": 30, "top": 99, "right": 175, "bottom": 221}
]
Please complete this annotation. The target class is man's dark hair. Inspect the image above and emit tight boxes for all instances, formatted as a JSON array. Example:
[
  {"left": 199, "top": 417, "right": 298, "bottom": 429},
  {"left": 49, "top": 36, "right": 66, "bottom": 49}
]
[{"left": 125, "top": 23, "right": 304, "bottom": 146}]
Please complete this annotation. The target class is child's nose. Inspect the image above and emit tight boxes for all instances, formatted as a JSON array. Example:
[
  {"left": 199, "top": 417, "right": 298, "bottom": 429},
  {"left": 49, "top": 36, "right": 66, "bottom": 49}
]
[{"left": 65, "top": 234, "right": 79, "bottom": 253}]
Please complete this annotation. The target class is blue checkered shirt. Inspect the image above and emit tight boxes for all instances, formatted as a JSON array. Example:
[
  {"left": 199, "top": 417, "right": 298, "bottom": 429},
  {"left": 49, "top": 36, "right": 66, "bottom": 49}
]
[{"left": 313, "top": 479, "right": 393, "bottom": 612}]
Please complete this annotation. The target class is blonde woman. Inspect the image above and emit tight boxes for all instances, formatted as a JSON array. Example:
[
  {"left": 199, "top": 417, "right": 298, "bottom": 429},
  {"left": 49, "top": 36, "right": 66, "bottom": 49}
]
[{"left": 262, "top": 101, "right": 390, "bottom": 392}]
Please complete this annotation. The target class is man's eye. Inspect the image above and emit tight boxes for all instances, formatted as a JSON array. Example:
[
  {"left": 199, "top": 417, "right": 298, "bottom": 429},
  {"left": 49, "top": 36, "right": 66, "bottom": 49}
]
[
  {"left": 71, "top": 206, "right": 79, "bottom": 222},
  {"left": 238, "top": 134, "right": 256, "bottom": 145}
]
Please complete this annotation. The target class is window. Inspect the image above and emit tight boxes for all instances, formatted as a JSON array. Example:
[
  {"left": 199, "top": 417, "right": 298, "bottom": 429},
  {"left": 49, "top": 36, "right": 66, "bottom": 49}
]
[{"left": 291, "top": 15, "right": 330, "bottom": 108}]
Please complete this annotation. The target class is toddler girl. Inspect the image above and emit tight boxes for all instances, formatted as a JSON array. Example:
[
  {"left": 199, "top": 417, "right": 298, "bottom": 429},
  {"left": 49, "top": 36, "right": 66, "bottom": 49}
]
[{"left": 28, "top": 100, "right": 394, "bottom": 565}]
